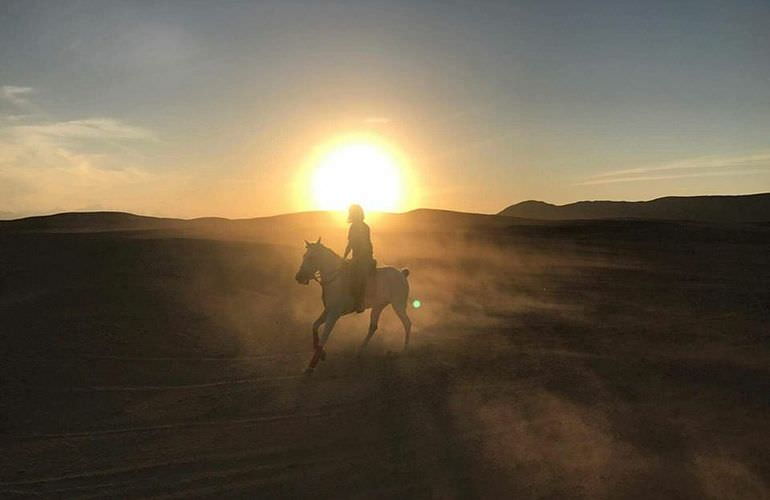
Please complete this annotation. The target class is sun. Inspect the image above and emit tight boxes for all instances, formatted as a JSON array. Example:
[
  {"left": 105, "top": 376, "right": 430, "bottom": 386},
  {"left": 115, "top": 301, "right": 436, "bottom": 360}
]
[{"left": 309, "top": 139, "right": 406, "bottom": 212}]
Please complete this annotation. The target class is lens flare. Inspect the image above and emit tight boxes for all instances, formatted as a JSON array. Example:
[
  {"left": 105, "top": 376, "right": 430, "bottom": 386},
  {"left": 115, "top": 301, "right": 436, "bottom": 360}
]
[{"left": 412, "top": 299, "right": 422, "bottom": 309}]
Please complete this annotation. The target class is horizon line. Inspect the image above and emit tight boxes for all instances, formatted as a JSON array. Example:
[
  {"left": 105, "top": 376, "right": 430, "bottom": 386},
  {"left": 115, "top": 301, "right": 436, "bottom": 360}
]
[{"left": 2, "top": 191, "right": 769, "bottom": 222}]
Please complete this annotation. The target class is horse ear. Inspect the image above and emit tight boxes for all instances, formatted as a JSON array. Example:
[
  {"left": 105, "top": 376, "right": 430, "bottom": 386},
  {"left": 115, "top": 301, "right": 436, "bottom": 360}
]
[
  {"left": 304, "top": 239, "right": 310, "bottom": 247},
  {"left": 316, "top": 236, "right": 321, "bottom": 244}
]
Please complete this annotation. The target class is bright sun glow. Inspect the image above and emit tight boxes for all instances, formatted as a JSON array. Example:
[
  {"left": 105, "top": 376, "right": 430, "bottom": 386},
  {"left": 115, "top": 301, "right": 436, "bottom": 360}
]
[{"left": 311, "top": 140, "right": 405, "bottom": 212}]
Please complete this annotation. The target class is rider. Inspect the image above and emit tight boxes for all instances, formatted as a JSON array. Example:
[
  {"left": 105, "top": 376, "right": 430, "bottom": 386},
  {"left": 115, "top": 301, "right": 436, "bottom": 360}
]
[{"left": 343, "top": 204, "right": 374, "bottom": 313}]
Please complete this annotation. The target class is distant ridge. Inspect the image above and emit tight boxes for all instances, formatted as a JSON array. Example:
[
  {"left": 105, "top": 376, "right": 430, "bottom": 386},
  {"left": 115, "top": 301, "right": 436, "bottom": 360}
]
[
  {"left": 0, "top": 208, "right": 511, "bottom": 236},
  {"left": 0, "top": 211, "right": 184, "bottom": 232},
  {"left": 498, "top": 193, "right": 770, "bottom": 223},
  {"left": 3, "top": 193, "right": 769, "bottom": 234}
]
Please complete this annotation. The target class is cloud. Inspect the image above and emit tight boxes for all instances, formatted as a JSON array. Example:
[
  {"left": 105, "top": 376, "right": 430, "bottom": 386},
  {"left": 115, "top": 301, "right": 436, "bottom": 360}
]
[
  {"left": 0, "top": 86, "right": 34, "bottom": 107},
  {"left": 0, "top": 85, "right": 161, "bottom": 215},
  {"left": 578, "top": 169, "right": 768, "bottom": 186},
  {"left": 14, "top": 118, "right": 154, "bottom": 141},
  {"left": 592, "top": 153, "right": 770, "bottom": 179},
  {"left": 580, "top": 152, "right": 770, "bottom": 185},
  {"left": 0, "top": 128, "right": 176, "bottom": 217}
]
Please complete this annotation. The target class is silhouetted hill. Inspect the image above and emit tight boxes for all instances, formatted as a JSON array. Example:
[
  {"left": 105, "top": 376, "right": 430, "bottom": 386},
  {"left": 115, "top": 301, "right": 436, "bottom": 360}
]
[
  {"left": 498, "top": 193, "right": 770, "bottom": 223},
  {"left": 0, "top": 211, "right": 184, "bottom": 232},
  {"left": 0, "top": 208, "right": 514, "bottom": 235},
  {"left": 3, "top": 196, "right": 769, "bottom": 241}
]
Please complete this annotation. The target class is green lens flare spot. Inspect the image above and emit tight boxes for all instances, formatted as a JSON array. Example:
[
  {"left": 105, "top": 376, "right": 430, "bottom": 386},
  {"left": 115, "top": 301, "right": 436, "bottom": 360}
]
[{"left": 412, "top": 299, "right": 422, "bottom": 309}]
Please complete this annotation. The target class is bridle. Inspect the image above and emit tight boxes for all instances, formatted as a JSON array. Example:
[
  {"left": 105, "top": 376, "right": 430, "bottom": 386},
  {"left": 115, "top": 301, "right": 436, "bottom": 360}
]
[
  {"left": 311, "top": 265, "right": 342, "bottom": 287},
  {"left": 302, "top": 247, "right": 343, "bottom": 287}
]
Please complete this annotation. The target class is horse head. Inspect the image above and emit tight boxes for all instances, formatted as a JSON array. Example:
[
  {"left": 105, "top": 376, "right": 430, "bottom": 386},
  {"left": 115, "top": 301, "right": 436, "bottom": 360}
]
[{"left": 295, "top": 237, "right": 323, "bottom": 285}]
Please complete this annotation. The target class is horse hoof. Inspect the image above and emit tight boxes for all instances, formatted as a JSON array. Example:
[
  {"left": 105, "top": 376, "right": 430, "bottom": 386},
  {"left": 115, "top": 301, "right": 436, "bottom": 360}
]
[{"left": 303, "top": 367, "right": 314, "bottom": 376}]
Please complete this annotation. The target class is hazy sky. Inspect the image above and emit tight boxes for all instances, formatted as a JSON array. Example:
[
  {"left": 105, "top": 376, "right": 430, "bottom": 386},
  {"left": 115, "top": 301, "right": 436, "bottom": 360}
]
[{"left": 1, "top": 0, "right": 769, "bottom": 218}]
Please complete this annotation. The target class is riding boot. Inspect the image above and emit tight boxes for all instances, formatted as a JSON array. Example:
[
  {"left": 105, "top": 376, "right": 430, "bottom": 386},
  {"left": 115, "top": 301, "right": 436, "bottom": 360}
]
[{"left": 354, "top": 284, "right": 365, "bottom": 313}]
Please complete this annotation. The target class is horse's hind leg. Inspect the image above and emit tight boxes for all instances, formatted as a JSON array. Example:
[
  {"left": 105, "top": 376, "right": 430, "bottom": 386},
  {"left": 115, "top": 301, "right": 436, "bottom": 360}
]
[
  {"left": 393, "top": 303, "right": 412, "bottom": 350},
  {"left": 359, "top": 304, "right": 385, "bottom": 355}
]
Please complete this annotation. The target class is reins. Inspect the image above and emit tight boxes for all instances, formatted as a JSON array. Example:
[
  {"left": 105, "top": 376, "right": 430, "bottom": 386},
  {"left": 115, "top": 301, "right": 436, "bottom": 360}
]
[{"left": 311, "top": 255, "right": 343, "bottom": 287}]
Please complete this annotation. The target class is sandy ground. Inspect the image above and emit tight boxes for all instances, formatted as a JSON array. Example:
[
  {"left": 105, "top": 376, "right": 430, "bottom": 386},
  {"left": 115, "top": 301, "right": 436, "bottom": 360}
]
[{"left": 1, "top": 213, "right": 768, "bottom": 498}]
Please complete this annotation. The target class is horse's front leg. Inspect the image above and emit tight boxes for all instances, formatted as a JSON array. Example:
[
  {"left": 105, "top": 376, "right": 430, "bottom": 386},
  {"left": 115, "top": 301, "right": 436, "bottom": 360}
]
[
  {"left": 319, "top": 310, "right": 341, "bottom": 347},
  {"left": 312, "top": 310, "right": 327, "bottom": 352},
  {"left": 306, "top": 310, "right": 340, "bottom": 374}
]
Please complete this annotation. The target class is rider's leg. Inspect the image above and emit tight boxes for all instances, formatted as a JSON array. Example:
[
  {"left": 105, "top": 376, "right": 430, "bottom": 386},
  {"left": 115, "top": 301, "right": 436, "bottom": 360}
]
[
  {"left": 352, "top": 260, "right": 367, "bottom": 313},
  {"left": 354, "top": 279, "right": 366, "bottom": 312}
]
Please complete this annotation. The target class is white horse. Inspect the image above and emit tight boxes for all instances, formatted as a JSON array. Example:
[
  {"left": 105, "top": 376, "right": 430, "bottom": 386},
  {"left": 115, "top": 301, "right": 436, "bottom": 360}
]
[{"left": 295, "top": 238, "right": 412, "bottom": 373}]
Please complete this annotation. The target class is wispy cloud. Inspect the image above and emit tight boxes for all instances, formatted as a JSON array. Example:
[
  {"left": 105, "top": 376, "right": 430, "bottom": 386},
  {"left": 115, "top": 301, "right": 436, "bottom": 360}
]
[
  {"left": 579, "top": 152, "right": 770, "bottom": 185},
  {"left": 0, "top": 86, "right": 34, "bottom": 107},
  {"left": 14, "top": 118, "right": 154, "bottom": 141},
  {"left": 0, "top": 84, "right": 161, "bottom": 215},
  {"left": 579, "top": 169, "right": 768, "bottom": 186}
]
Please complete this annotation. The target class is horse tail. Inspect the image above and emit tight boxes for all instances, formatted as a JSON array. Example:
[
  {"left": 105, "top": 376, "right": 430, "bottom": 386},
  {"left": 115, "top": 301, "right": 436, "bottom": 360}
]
[{"left": 401, "top": 268, "right": 410, "bottom": 278}]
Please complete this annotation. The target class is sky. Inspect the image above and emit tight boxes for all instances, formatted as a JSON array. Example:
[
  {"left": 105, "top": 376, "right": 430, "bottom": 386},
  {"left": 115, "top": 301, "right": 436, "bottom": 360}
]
[{"left": 1, "top": 0, "right": 769, "bottom": 219}]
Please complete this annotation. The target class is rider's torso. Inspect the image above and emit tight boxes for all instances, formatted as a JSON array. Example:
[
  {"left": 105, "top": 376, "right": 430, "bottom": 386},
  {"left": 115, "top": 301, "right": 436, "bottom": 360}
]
[{"left": 348, "top": 222, "right": 373, "bottom": 259}]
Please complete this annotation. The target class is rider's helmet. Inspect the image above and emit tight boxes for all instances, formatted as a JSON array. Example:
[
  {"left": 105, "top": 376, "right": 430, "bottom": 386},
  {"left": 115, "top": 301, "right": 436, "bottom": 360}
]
[{"left": 348, "top": 204, "right": 364, "bottom": 223}]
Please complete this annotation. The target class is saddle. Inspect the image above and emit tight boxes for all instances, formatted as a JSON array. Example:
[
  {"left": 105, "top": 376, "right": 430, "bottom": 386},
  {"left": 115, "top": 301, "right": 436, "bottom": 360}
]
[
  {"left": 340, "top": 259, "right": 377, "bottom": 276},
  {"left": 341, "top": 259, "right": 377, "bottom": 305}
]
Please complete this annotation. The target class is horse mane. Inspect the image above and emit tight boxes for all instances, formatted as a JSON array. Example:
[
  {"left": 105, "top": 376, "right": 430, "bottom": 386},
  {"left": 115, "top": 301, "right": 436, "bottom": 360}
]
[{"left": 313, "top": 242, "right": 341, "bottom": 260}]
